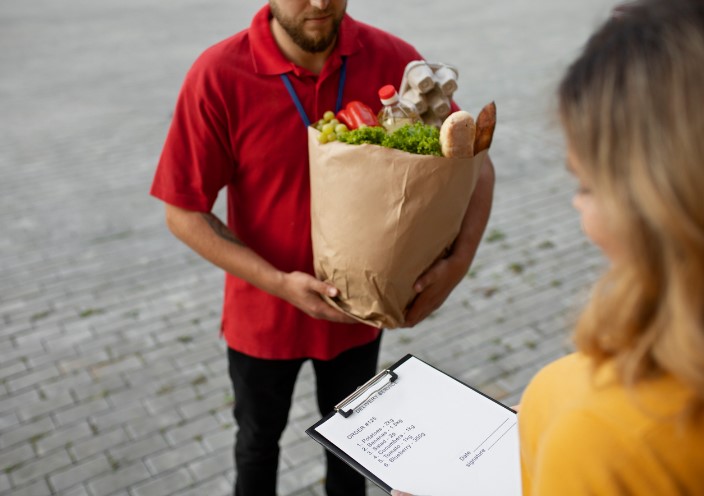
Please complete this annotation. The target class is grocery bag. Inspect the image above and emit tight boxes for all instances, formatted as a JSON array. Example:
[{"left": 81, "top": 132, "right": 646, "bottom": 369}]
[{"left": 308, "top": 127, "right": 488, "bottom": 329}]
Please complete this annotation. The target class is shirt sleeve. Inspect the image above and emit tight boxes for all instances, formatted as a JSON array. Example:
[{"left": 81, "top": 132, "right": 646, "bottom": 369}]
[
  {"left": 150, "top": 61, "right": 234, "bottom": 212},
  {"left": 532, "top": 409, "right": 652, "bottom": 495}
]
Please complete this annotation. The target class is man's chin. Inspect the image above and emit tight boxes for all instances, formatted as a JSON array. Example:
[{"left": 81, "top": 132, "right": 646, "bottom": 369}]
[{"left": 298, "top": 33, "right": 336, "bottom": 53}]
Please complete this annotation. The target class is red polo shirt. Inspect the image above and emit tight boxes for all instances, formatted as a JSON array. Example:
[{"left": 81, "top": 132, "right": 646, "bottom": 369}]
[{"left": 151, "top": 6, "right": 424, "bottom": 359}]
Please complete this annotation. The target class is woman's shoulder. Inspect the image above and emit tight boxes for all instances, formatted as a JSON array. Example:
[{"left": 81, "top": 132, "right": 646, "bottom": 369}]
[
  {"left": 536, "top": 397, "right": 704, "bottom": 494},
  {"left": 522, "top": 352, "right": 591, "bottom": 403},
  {"left": 529, "top": 355, "right": 704, "bottom": 494}
]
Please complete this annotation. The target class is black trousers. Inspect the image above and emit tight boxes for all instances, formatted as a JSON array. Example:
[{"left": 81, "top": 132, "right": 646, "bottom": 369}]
[{"left": 227, "top": 334, "right": 382, "bottom": 496}]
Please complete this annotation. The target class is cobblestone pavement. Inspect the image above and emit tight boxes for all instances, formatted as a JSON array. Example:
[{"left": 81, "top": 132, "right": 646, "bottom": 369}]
[{"left": 1, "top": 0, "right": 618, "bottom": 494}]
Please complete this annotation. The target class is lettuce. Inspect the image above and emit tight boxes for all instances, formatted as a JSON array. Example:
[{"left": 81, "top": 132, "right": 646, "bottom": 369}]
[
  {"left": 337, "top": 123, "right": 442, "bottom": 156},
  {"left": 337, "top": 125, "right": 386, "bottom": 145},
  {"left": 381, "top": 122, "right": 442, "bottom": 156}
]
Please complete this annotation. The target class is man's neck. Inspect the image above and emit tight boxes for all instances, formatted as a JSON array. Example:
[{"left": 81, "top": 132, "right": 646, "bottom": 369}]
[{"left": 270, "top": 19, "right": 335, "bottom": 74}]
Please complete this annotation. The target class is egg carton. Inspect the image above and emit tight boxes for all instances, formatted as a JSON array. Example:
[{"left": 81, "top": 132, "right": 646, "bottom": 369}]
[{"left": 399, "top": 60, "right": 459, "bottom": 128}]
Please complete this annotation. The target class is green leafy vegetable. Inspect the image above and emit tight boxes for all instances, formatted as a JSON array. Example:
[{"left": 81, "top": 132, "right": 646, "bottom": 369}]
[
  {"left": 337, "top": 125, "right": 386, "bottom": 145},
  {"left": 336, "top": 122, "right": 441, "bottom": 156},
  {"left": 382, "top": 122, "right": 442, "bottom": 156}
]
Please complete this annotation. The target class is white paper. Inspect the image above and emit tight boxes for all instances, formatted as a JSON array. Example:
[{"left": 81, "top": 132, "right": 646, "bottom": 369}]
[{"left": 313, "top": 356, "right": 522, "bottom": 495}]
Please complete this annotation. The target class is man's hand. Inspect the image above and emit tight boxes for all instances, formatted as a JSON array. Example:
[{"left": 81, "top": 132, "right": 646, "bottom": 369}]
[
  {"left": 403, "top": 254, "right": 467, "bottom": 327},
  {"left": 278, "top": 271, "right": 358, "bottom": 324}
]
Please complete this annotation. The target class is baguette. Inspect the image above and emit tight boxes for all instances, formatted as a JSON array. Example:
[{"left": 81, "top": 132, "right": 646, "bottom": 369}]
[
  {"left": 440, "top": 111, "right": 476, "bottom": 158},
  {"left": 473, "top": 101, "right": 497, "bottom": 155}
]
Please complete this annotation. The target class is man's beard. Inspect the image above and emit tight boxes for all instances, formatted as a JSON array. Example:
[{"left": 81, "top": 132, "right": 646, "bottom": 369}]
[{"left": 270, "top": 2, "right": 344, "bottom": 53}]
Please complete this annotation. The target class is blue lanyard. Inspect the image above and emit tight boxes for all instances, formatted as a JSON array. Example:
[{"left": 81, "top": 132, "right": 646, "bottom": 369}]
[{"left": 280, "top": 56, "right": 347, "bottom": 128}]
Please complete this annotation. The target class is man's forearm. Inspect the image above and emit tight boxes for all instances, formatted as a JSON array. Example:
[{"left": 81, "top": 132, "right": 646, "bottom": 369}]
[
  {"left": 200, "top": 212, "right": 245, "bottom": 246},
  {"left": 164, "top": 204, "right": 283, "bottom": 295},
  {"left": 163, "top": 204, "right": 356, "bottom": 323},
  {"left": 451, "top": 154, "right": 495, "bottom": 267}
]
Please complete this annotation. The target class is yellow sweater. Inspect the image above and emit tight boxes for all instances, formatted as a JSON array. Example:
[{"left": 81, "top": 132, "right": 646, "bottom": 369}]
[{"left": 519, "top": 353, "right": 704, "bottom": 495}]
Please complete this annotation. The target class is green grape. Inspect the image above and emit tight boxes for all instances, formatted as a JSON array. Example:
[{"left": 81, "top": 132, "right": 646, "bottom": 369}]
[
  {"left": 323, "top": 110, "right": 335, "bottom": 122},
  {"left": 327, "top": 132, "right": 337, "bottom": 141},
  {"left": 317, "top": 133, "right": 328, "bottom": 144},
  {"left": 321, "top": 123, "right": 335, "bottom": 135},
  {"left": 315, "top": 118, "right": 326, "bottom": 130},
  {"left": 335, "top": 124, "right": 348, "bottom": 134}
]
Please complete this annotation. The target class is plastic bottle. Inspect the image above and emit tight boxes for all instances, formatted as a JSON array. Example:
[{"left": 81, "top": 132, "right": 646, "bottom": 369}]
[{"left": 377, "top": 85, "right": 420, "bottom": 133}]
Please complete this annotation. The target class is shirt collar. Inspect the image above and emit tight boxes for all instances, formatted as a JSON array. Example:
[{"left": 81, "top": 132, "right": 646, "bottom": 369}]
[{"left": 249, "top": 5, "right": 362, "bottom": 77}]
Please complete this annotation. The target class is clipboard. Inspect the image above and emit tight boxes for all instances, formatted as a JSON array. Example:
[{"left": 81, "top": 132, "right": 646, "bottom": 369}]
[{"left": 306, "top": 354, "right": 522, "bottom": 495}]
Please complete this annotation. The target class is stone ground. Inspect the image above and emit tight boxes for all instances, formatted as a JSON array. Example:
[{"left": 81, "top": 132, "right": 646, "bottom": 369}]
[{"left": 0, "top": 0, "right": 618, "bottom": 494}]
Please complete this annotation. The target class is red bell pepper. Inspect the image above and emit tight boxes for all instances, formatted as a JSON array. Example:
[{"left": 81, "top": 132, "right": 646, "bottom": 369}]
[
  {"left": 335, "top": 109, "right": 353, "bottom": 128},
  {"left": 336, "top": 101, "right": 379, "bottom": 129}
]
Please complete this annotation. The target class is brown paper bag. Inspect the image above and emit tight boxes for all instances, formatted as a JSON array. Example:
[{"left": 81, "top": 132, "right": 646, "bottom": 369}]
[{"left": 308, "top": 127, "right": 487, "bottom": 329}]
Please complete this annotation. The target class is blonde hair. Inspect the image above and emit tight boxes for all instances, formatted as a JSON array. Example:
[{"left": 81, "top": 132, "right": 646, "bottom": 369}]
[{"left": 558, "top": 0, "right": 704, "bottom": 412}]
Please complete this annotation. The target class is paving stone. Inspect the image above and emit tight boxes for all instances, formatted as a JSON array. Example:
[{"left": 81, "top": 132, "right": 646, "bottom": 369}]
[
  {"left": 71, "top": 427, "right": 129, "bottom": 460},
  {"left": 43, "top": 328, "right": 95, "bottom": 353},
  {"left": 38, "top": 369, "right": 93, "bottom": 398},
  {"left": 202, "top": 425, "right": 234, "bottom": 453},
  {"left": 17, "top": 390, "right": 76, "bottom": 422},
  {"left": 0, "top": 443, "right": 35, "bottom": 473},
  {"left": 124, "top": 408, "right": 182, "bottom": 439},
  {"left": 173, "top": 475, "right": 231, "bottom": 496},
  {"left": 86, "top": 461, "right": 152, "bottom": 496},
  {"left": 5, "top": 478, "right": 51, "bottom": 496},
  {"left": 6, "top": 364, "right": 61, "bottom": 393},
  {"left": 89, "top": 355, "right": 144, "bottom": 380},
  {"left": 71, "top": 375, "right": 128, "bottom": 403},
  {"left": 36, "top": 420, "right": 93, "bottom": 456},
  {"left": 13, "top": 325, "right": 63, "bottom": 351},
  {"left": 75, "top": 333, "right": 124, "bottom": 358},
  {"left": 165, "top": 415, "right": 220, "bottom": 446},
  {"left": 173, "top": 345, "right": 223, "bottom": 369},
  {"left": 192, "top": 373, "right": 232, "bottom": 398},
  {"left": 122, "top": 359, "right": 181, "bottom": 389},
  {"left": 53, "top": 397, "right": 112, "bottom": 427},
  {"left": 145, "top": 440, "right": 205, "bottom": 474},
  {"left": 9, "top": 448, "right": 73, "bottom": 487},
  {"left": 0, "top": 359, "right": 28, "bottom": 380},
  {"left": 49, "top": 454, "right": 111, "bottom": 492},
  {"left": 0, "top": 411, "right": 20, "bottom": 431},
  {"left": 109, "top": 433, "right": 169, "bottom": 466},
  {"left": 186, "top": 447, "right": 231, "bottom": 482},
  {"left": 144, "top": 385, "right": 198, "bottom": 415},
  {"left": 457, "top": 362, "right": 508, "bottom": 389},
  {"left": 130, "top": 468, "right": 193, "bottom": 496},
  {"left": 0, "top": 473, "right": 10, "bottom": 493},
  {"left": 3, "top": 342, "right": 47, "bottom": 366},
  {"left": 281, "top": 438, "right": 323, "bottom": 471},
  {"left": 55, "top": 485, "right": 90, "bottom": 496},
  {"left": 278, "top": 458, "right": 325, "bottom": 496},
  {"left": 108, "top": 336, "right": 158, "bottom": 361},
  {"left": 0, "top": 415, "right": 54, "bottom": 450},
  {"left": 90, "top": 403, "right": 150, "bottom": 433}
]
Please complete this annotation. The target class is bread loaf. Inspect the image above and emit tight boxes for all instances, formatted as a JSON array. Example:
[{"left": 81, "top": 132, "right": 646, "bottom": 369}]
[
  {"left": 440, "top": 111, "right": 476, "bottom": 158},
  {"left": 473, "top": 101, "right": 497, "bottom": 155}
]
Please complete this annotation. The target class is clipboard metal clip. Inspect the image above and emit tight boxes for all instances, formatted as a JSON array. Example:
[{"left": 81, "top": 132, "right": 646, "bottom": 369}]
[{"left": 334, "top": 369, "right": 398, "bottom": 418}]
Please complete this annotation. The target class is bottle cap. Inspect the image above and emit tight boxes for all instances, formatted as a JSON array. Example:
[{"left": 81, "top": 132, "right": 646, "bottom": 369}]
[{"left": 378, "top": 85, "right": 399, "bottom": 104}]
